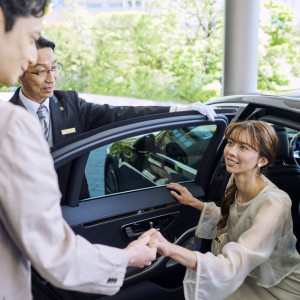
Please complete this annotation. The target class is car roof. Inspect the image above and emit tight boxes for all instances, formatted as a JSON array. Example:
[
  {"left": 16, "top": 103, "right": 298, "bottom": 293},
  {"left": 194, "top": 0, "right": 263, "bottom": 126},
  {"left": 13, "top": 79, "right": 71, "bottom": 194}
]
[{"left": 206, "top": 94, "right": 300, "bottom": 113}]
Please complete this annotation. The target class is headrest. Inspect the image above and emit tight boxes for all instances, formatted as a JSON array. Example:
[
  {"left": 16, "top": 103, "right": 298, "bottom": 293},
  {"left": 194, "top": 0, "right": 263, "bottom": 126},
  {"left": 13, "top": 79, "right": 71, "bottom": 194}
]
[{"left": 273, "top": 125, "right": 289, "bottom": 161}]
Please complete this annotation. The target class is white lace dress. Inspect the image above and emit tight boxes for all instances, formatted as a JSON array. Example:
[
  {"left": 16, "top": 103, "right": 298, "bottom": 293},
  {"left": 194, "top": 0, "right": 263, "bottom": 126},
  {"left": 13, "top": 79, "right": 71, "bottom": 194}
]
[{"left": 183, "top": 175, "right": 300, "bottom": 300}]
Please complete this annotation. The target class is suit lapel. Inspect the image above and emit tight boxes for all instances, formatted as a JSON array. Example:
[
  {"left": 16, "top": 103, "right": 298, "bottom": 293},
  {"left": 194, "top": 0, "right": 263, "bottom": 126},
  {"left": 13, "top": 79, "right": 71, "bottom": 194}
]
[
  {"left": 50, "top": 95, "right": 66, "bottom": 145},
  {"left": 9, "top": 88, "right": 26, "bottom": 109}
]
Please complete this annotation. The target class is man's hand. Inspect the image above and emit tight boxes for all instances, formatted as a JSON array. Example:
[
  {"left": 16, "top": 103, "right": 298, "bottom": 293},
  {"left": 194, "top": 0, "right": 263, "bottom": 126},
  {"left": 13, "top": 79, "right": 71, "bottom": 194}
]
[
  {"left": 125, "top": 234, "right": 157, "bottom": 268},
  {"left": 141, "top": 228, "right": 172, "bottom": 257},
  {"left": 170, "top": 102, "right": 216, "bottom": 121}
]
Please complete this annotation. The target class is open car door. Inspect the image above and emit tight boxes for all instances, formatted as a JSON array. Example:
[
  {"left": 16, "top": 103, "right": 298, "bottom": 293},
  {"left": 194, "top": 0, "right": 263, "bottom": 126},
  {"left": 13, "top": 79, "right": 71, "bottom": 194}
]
[{"left": 33, "top": 111, "right": 230, "bottom": 300}]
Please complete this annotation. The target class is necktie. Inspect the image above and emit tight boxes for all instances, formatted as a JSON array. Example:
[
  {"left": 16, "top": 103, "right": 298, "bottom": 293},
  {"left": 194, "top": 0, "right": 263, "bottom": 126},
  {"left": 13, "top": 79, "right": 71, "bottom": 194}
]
[{"left": 37, "top": 104, "right": 49, "bottom": 140}]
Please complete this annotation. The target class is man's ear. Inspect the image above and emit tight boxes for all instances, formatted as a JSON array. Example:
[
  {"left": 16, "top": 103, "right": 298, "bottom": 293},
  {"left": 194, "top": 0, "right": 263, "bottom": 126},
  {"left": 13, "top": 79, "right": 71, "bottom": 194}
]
[{"left": 18, "top": 71, "right": 27, "bottom": 84}]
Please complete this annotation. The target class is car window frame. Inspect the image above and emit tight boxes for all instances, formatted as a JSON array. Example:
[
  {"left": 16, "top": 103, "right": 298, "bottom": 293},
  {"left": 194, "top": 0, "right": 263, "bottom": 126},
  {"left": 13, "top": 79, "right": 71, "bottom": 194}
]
[{"left": 51, "top": 111, "right": 229, "bottom": 208}]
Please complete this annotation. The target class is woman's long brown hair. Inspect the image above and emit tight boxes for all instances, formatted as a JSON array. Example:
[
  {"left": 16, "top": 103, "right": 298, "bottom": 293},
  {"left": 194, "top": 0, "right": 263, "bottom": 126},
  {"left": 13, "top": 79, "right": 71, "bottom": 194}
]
[{"left": 217, "top": 121, "right": 278, "bottom": 230}]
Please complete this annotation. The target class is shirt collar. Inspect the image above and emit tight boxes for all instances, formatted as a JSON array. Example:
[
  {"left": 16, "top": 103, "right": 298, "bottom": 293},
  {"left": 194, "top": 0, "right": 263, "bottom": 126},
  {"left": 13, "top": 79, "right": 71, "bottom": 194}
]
[{"left": 19, "top": 88, "right": 50, "bottom": 115}]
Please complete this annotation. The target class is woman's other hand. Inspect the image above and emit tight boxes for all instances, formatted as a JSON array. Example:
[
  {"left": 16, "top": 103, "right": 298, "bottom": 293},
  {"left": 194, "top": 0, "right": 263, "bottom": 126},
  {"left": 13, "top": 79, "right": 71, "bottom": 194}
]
[{"left": 167, "top": 183, "right": 204, "bottom": 211}]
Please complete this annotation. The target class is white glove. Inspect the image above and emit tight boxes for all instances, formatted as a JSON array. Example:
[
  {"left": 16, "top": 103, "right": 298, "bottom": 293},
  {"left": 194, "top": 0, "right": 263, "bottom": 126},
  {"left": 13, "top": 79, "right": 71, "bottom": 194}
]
[{"left": 170, "top": 102, "right": 216, "bottom": 121}]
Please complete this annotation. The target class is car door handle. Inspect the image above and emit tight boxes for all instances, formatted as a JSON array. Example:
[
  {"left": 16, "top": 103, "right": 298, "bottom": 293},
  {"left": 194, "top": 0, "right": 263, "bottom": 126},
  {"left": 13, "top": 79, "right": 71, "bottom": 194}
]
[
  {"left": 125, "top": 227, "right": 143, "bottom": 238},
  {"left": 121, "top": 212, "right": 179, "bottom": 239},
  {"left": 125, "top": 223, "right": 160, "bottom": 238}
]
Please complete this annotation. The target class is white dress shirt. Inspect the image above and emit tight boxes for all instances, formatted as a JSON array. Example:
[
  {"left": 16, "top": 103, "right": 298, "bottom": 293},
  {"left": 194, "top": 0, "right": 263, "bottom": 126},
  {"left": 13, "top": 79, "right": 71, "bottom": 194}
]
[
  {"left": 19, "top": 89, "right": 53, "bottom": 147},
  {"left": 0, "top": 101, "right": 129, "bottom": 299}
]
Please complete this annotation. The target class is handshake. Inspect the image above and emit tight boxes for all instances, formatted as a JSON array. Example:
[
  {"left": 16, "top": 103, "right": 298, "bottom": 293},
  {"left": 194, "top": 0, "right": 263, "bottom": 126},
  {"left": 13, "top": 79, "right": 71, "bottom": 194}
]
[
  {"left": 124, "top": 228, "right": 170, "bottom": 268},
  {"left": 124, "top": 183, "right": 200, "bottom": 269}
]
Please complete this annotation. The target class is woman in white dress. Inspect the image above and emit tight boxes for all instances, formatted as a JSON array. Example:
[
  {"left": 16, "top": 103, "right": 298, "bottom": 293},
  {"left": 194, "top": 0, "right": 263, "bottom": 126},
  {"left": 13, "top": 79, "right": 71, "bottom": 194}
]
[{"left": 146, "top": 120, "right": 300, "bottom": 300}]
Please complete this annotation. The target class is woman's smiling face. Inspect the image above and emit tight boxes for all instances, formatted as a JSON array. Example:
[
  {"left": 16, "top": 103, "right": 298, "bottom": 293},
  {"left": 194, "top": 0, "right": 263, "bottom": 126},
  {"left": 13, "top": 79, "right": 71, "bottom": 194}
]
[{"left": 224, "top": 130, "right": 262, "bottom": 176}]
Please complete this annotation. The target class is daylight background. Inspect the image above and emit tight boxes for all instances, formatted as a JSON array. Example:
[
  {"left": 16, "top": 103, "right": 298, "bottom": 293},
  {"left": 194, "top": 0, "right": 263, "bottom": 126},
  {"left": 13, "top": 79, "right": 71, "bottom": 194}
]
[{"left": 1, "top": 0, "right": 299, "bottom": 104}]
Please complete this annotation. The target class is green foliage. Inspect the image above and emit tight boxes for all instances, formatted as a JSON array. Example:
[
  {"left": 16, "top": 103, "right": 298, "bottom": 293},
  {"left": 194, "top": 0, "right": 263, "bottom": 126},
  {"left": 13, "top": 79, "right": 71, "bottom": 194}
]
[
  {"left": 287, "top": 24, "right": 300, "bottom": 78},
  {"left": 24, "top": 0, "right": 299, "bottom": 100},
  {"left": 43, "top": 0, "right": 223, "bottom": 103},
  {"left": 258, "top": 0, "right": 296, "bottom": 90},
  {"left": 0, "top": 84, "right": 9, "bottom": 92},
  {"left": 44, "top": 7, "right": 95, "bottom": 91}
]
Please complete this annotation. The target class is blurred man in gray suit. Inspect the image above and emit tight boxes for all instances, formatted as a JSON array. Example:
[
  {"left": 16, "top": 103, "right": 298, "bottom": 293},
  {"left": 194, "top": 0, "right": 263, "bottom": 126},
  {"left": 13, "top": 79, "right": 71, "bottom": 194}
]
[{"left": 0, "top": 1, "right": 156, "bottom": 299}]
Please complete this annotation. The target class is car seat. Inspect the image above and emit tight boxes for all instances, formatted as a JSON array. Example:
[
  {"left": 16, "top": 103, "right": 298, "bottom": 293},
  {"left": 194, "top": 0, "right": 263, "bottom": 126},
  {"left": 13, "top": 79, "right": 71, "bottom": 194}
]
[{"left": 266, "top": 125, "right": 300, "bottom": 252}]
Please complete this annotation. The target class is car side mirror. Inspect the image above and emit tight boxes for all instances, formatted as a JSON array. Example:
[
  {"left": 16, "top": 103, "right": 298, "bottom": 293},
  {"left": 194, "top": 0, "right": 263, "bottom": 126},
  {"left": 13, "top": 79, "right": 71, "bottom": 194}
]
[{"left": 132, "top": 134, "right": 156, "bottom": 152}]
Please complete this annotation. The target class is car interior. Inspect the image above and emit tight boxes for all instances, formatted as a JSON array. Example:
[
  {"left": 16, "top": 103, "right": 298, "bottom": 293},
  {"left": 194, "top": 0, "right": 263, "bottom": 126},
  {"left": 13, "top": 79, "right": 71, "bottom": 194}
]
[{"left": 266, "top": 125, "right": 300, "bottom": 251}]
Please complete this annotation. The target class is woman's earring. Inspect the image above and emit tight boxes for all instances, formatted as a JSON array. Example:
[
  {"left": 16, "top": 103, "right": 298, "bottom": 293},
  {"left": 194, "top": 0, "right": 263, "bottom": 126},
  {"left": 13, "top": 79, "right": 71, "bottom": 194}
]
[{"left": 256, "top": 163, "right": 262, "bottom": 176}]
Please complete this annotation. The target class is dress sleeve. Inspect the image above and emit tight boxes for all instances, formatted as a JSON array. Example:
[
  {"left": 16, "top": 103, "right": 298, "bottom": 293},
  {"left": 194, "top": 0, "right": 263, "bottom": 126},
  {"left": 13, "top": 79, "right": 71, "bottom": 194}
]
[
  {"left": 184, "top": 193, "right": 289, "bottom": 300},
  {"left": 195, "top": 202, "right": 221, "bottom": 239},
  {"left": 0, "top": 105, "right": 128, "bottom": 295}
]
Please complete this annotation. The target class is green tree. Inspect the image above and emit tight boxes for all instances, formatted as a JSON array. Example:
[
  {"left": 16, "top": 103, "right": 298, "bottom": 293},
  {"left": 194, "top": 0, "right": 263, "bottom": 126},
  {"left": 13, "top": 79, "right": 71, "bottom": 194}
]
[
  {"left": 258, "top": 0, "right": 295, "bottom": 90},
  {"left": 90, "top": 11, "right": 180, "bottom": 100},
  {"left": 148, "top": 0, "right": 224, "bottom": 102},
  {"left": 44, "top": 4, "right": 95, "bottom": 91},
  {"left": 287, "top": 24, "right": 300, "bottom": 79},
  {"left": 43, "top": 0, "right": 224, "bottom": 103},
  {"left": 35, "top": 0, "right": 300, "bottom": 101}
]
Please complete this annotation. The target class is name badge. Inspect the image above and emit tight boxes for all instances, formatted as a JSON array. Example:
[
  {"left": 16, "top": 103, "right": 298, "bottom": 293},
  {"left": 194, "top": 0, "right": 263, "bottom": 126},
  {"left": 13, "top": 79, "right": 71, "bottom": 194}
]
[{"left": 61, "top": 128, "right": 76, "bottom": 135}]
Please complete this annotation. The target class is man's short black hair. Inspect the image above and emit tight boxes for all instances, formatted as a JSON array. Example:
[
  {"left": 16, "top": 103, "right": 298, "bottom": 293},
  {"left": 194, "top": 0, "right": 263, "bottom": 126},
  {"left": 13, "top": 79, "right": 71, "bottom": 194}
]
[
  {"left": 36, "top": 36, "right": 55, "bottom": 51},
  {"left": 0, "top": 0, "right": 50, "bottom": 32}
]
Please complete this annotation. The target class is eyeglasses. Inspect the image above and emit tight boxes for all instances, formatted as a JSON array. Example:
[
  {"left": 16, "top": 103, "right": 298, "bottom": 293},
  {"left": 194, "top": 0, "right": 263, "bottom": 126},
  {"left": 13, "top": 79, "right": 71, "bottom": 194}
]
[{"left": 26, "top": 62, "right": 63, "bottom": 77}]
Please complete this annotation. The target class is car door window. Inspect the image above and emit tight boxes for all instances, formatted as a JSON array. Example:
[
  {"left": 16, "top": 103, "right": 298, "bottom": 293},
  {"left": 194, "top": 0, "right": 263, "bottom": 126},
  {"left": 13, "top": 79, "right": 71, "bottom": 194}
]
[{"left": 82, "top": 124, "right": 216, "bottom": 200}]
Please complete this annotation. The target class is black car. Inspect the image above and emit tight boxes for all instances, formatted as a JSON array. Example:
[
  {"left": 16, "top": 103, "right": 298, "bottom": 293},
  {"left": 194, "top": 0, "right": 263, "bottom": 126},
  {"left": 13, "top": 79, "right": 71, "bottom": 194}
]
[{"left": 36, "top": 95, "right": 300, "bottom": 299}]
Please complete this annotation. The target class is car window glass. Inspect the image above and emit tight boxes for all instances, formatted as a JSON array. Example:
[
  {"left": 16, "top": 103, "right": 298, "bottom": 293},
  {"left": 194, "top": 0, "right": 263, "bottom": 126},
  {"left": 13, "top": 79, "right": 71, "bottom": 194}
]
[{"left": 77, "top": 124, "right": 216, "bottom": 201}]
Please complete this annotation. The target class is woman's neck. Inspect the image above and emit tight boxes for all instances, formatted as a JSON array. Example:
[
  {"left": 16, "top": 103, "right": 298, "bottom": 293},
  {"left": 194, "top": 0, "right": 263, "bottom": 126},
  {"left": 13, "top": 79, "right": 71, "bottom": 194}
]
[{"left": 235, "top": 174, "right": 266, "bottom": 203}]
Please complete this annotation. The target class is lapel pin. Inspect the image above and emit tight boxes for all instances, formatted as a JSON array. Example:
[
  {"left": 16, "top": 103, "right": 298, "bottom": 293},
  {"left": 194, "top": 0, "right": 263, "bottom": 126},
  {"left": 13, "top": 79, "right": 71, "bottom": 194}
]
[{"left": 59, "top": 106, "right": 64, "bottom": 111}]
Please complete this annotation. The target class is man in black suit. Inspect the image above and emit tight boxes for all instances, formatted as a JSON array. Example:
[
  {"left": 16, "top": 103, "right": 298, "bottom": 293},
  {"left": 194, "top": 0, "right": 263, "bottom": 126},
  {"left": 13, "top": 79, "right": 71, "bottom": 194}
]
[
  {"left": 9, "top": 37, "right": 216, "bottom": 147},
  {"left": 10, "top": 36, "right": 216, "bottom": 202}
]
